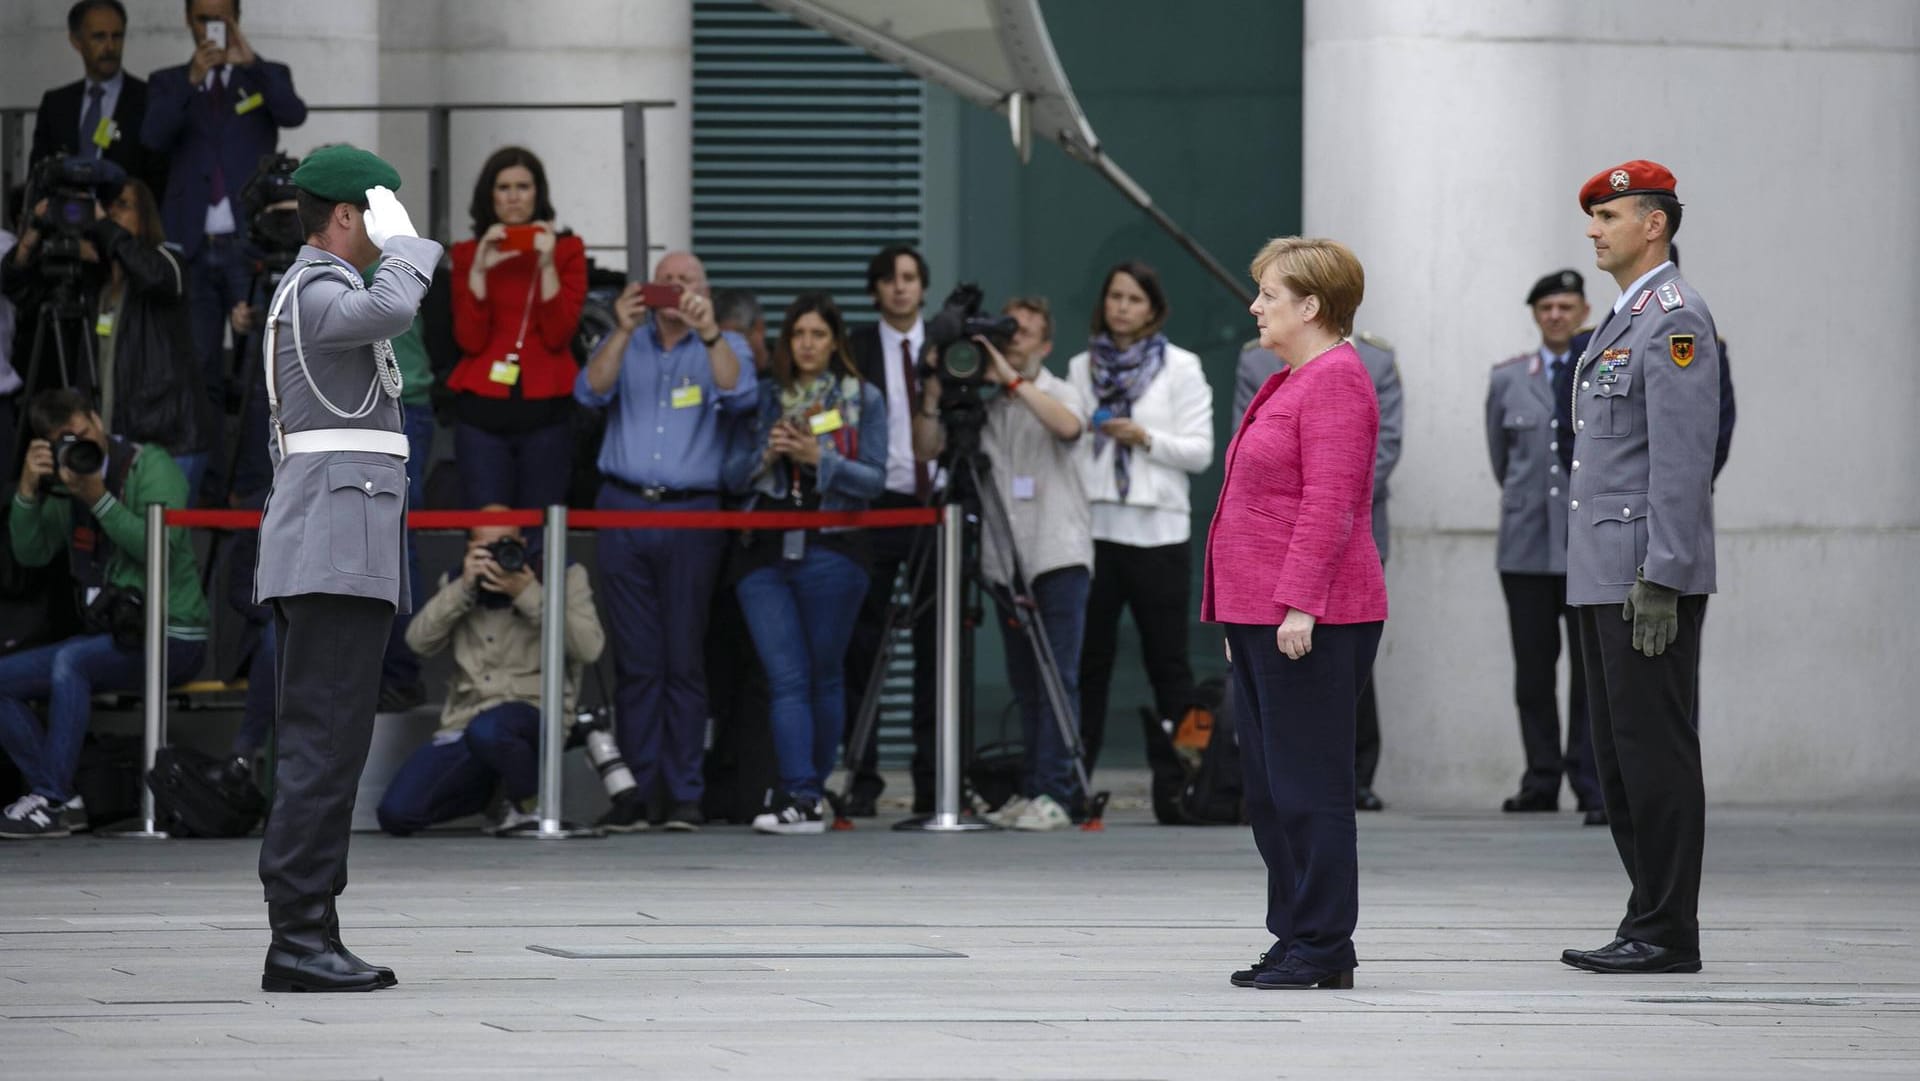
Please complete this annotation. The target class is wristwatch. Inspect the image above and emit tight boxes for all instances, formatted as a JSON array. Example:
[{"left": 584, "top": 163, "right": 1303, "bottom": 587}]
[{"left": 700, "top": 331, "right": 722, "bottom": 347}]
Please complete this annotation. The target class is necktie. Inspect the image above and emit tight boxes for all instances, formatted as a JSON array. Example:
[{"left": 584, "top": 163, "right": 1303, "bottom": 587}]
[
  {"left": 900, "top": 338, "right": 929, "bottom": 500},
  {"left": 206, "top": 71, "right": 229, "bottom": 207},
  {"left": 1550, "top": 352, "right": 1574, "bottom": 473},
  {"left": 80, "top": 84, "right": 105, "bottom": 159}
]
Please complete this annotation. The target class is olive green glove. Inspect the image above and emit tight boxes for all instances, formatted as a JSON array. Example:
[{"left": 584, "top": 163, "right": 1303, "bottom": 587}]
[{"left": 1621, "top": 572, "right": 1681, "bottom": 657}]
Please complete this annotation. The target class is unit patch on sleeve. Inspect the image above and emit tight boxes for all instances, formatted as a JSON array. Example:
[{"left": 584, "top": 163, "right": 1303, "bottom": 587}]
[{"left": 1669, "top": 334, "right": 1695, "bottom": 367}]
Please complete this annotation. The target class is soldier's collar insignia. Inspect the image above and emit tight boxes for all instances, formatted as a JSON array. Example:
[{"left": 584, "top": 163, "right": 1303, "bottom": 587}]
[
  {"left": 1657, "top": 282, "right": 1685, "bottom": 312},
  {"left": 1630, "top": 289, "right": 1654, "bottom": 314},
  {"left": 1669, "top": 334, "right": 1696, "bottom": 367}
]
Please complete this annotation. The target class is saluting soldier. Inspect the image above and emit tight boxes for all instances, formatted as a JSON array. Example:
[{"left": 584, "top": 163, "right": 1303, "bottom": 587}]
[
  {"left": 1486, "top": 270, "right": 1605, "bottom": 824},
  {"left": 1559, "top": 160, "right": 1719, "bottom": 975},
  {"left": 253, "top": 145, "right": 443, "bottom": 993}
]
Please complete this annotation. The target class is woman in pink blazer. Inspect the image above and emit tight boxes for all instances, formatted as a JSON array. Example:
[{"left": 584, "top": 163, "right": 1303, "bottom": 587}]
[{"left": 1203, "top": 237, "right": 1387, "bottom": 991}]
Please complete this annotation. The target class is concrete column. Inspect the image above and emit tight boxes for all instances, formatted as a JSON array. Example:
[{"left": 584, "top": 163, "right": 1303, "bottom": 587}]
[{"left": 1304, "top": 0, "right": 1920, "bottom": 804}]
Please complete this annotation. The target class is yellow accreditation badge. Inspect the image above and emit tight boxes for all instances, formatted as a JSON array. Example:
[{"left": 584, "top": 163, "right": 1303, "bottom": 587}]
[
  {"left": 671, "top": 383, "right": 704, "bottom": 409},
  {"left": 808, "top": 409, "right": 844, "bottom": 435},
  {"left": 234, "top": 91, "right": 265, "bottom": 116},
  {"left": 95, "top": 312, "right": 115, "bottom": 337},
  {"left": 488, "top": 356, "right": 521, "bottom": 386},
  {"left": 91, "top": 117, "right": 117, "bottom": 150}
]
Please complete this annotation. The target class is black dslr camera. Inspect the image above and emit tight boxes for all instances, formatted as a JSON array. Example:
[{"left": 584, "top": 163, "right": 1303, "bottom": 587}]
[
  {"left": 921, "top": 283, "right": 1018, "bottom": 390},
  {"left": 484, "top": 536, "right": 529, "bottom": 574},
  {"left": 26, "top": 155, "right": 127, "bottom": 281},
  {"left": 240, "top": 151, "right": 304, "bottom": 276},
  {"left": 38, "top": 433, "right": 107, "bottom": 496}
]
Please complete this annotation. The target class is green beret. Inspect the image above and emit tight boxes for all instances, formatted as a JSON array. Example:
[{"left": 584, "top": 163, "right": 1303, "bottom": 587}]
[{"left": 290, "top": 145, "right": 402, "bottom": 204}]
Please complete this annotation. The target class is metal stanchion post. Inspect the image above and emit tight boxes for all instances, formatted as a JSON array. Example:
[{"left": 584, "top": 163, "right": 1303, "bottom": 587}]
[
  {"left": 106, "top": 503, "right": 170, "bottom": 838},
  {"left": 508, "top": 504, "right": 600, "bottom": 839},
  {"left": 896, "top": 508, "right": 989, "bottom": 832}
]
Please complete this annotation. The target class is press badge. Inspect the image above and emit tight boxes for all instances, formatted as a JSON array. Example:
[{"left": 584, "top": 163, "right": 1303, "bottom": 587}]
[
  {"left": 91, "top": 117, "right": 117, "bottom": 150},
  {"left": 808, "top": 409, "right": 843, "bottom": 435},
  {"left": 1011, "top": 475, "right": 1037, "bottom": 501},
  {"left": 488, "top": 357, "right": 521, "bottom": 386},
  {"left": 94, "top": 312, "right": 115, "bottom": 337},
  {"left": 234, "top": 92, "right": 265, "bottom": 116},
  {"left": 671, "top": 384, "right": 704, "bottom": 409}
]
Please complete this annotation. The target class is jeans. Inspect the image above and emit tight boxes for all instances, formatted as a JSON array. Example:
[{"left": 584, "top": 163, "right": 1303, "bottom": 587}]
[
  {"left": 735, "top": 546, "right": 868, "bottom": 802},
  {"left": 454, "top": 419, "right": 574, "bottom": 511},
  {"left": 381, "top": 403, "right": 434, "bottom": 688},
  {"left": 172, "top": 451, "right": 209, "bottom": 507},
  {"left": 0, "top": 633, "right": 207, "bottom": 801},
  {"left": 997, "top": 565, "right": 1090, "bottom": 805},
  {"left": 375, "top": 702, "right": 541, "bottom": 835}
]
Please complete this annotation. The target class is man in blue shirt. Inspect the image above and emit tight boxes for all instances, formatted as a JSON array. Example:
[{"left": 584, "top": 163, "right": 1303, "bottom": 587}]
[{"left": 576, "top": 251, "right": 755, "bottom": 831}]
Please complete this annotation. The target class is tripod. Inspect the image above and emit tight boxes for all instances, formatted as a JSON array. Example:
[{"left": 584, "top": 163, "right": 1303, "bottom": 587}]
[
  {"left": 838, "top": 391, "right": 1108, "bottom": 830},
  {"left": 13, "top": 265, "right": 100, "bottom": 461}
]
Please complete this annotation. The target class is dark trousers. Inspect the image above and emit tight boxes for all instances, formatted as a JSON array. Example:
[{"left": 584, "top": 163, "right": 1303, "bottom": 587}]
[
  {"left": 375, "top": 702, "right": 541, "bottom": 835},
  {"left": 1354, "top": 676, "right": 1381, "bottom": 788},
  {"left": 596, "top": 487, "right": 727, "bottom": 806},
  {"left": 259, "top": 593, "right": 393, "bottom": 904},
  {"left": 1227, "top": 620, "right": 1382, "bottom": 971},
  {"left": 454, "top": 420, "right": 574, "bottom": 512},
  {"left": 185, "top": 234, "right": 255, "bottom": 500},
  {"left": 1577, "top": 597, "right": 1707, "bottom": 952},
  {"left": 998, "top": 566, "right": 1090, "bottom": 805},
  {"left": 1502, "top": 573, "right": 1600, "bottom": 807},
  {"left": 1080, "top": 539, "right": 1196, "bottom": 772},
  {"left": 844, "top": 492, "right": 935, "bottom": 800}
]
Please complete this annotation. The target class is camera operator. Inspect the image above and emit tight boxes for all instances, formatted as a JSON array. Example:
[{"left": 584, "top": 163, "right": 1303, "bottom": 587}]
[
  {"left": 0, "top": 388, "right": 208, "bottom": 839},
  {"left": 911, "top": 298, "right": 1091, "bottom": 831},
  {"left": 375, "top": 506, "right": 605, "bottom": 836},
  {"left": 3, "top": 178, "right": 210, "bottom": 494}
]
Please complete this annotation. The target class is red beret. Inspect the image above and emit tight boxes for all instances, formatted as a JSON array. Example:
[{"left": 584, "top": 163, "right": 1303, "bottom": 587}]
[{"left": 1580, "top": 159, "right": 1678, "bottom": 213}]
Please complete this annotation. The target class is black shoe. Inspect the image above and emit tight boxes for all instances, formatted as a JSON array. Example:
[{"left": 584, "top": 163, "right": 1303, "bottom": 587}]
[
  {"left": 262, "top": 898, "right": 387, "bottom": 993},
  {"left": 1582, "top": 808, "right": 1609, "bottom": 827},
  {"left": 325, "top": 897, "right": 396, "bottom": 987},
  {"left": 911, "top": 792, "right": 933, "bottom": 815},
  {"left": 1564, "top": 939, "right": 1701, "bottom": 974},
  {"left": 1502, "top": 790, "right": 1558, "bottom": 813},
  {"left": 1229, "top": 943, "right": 1287, "bottom": 988},
  {"left": 662, "top": 801, "right": 705, "bottom": 832},
  {"left": 843, "top": 791, "right": 879, "bottom": 818},
  {"left": 1560, "top": 937, "right": 1628, "bottom": 967},
  {"left": 1252, "top": 958, "right": 1355, "bottom": 990},
  {"left": 377, "top": 682, "right": 425, "bottom": 713},
  {"left": 595, "top": 795, "right": 649, "bottom": 833},
  {"left": 1355, "top": 788, "right": 1385, "bottom": 812}
]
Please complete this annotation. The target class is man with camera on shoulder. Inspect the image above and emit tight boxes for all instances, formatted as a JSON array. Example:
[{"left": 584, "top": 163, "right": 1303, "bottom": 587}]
[
  {"left": 375, "top": 507, "right": 604, "bottom": 836},
  {"left": 0, "top": 388, "right": 208, "bottom": 838},
  {"left": 911, "top": 297, "right": 1092, "bottom": 831}
]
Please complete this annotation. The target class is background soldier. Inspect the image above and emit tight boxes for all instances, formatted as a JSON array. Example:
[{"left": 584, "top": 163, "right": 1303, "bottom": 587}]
[
  {"left": 253, "top": 145, "right": 442, "bottom": 992},
  {"left": 1559, "top": 160, "right": 1718, "bottom": 976}
]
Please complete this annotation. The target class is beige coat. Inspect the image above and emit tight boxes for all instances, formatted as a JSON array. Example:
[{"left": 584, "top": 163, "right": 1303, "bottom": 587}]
[{"left": 404, "top": 563, "right": 606, "bottom": 735}]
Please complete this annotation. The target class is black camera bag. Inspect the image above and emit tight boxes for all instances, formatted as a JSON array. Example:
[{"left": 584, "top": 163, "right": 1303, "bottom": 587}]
[{"left": 146, "top": 745, "right": 265, "bottom": 838}]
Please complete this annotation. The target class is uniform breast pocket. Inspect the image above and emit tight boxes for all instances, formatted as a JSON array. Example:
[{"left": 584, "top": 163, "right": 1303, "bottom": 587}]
[
  {"left": 326, "top": 461, "right": 406, "bottom": 579},
  {"left": 1589, "top": 491, "right": 1649, "bottom": 586},
  {"left": 1587, "top": 370, "right": 1635, "bottom": 438}
]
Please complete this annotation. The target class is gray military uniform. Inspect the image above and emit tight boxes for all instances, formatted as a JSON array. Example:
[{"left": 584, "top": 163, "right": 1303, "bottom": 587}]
[
  {"left": 254, "top": 238, "right": 442, "bottom": 611},
  {"left": 1566, "top": 269, "right": 1719, "bottom": 606},
  {"left": 1486, "top": 351, "right": 1569, "bottom": 573}
]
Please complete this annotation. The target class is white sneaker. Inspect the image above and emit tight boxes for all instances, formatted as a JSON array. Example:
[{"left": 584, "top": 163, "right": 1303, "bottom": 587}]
[
  {"left": 486, "top": 799, "right": 539, "bottom": 836},
  {"left": 983, "top": 796, "right": 1030, "bottom": 828},
  {"left": 1010, "top": 794, "right": 1072, "bottom": 832},
  {"left": 752, "top": 795, "right": 826, "bottom": 835}
]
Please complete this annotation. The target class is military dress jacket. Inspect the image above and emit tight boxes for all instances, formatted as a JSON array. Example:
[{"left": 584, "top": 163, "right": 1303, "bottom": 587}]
[
  {"left": 1486, "top": 351, "right": 1569, "bottom": 574},
  {"left": 1565, "top": 267, "right": 1720, "bottom": 606},
  {"left": 254, "top": 237, "right": 443, "bottom": 610}
]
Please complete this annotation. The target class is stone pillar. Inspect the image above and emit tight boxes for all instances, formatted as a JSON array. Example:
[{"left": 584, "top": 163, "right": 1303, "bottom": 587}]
[{"left": 1304, "top": 0, "right": 1920, "bottom": 804}]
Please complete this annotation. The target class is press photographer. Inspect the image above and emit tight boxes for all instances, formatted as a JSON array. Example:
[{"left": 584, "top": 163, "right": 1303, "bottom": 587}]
[
  {"left": 3, "top": 157, "right": 209, "bottom": 493},
  {"left": 0, "top": 388, "right": 208, "bottom": 839},
  {"left": 911, "top": 295, "right": 1092, "bottom": 831}
]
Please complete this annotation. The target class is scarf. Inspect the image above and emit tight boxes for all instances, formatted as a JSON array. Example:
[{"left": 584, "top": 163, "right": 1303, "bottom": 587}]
[
  {"left": 1089, "top": 332, "right": 1167, "bottom": 500},
  {"left": 777, "top": 371, "right": 863, "bottom": 468}
]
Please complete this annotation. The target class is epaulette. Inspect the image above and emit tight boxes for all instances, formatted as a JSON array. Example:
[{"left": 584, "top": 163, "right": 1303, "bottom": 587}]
[
  {"left": 1492, "top": 352, "right": 1530, "bottom": 370},
  {"left": 1656, "top": 281, "right": 1684, "bottom": 312},
  {"left": 1355, "top": 330, "right": 1393, "bottom": 351}
]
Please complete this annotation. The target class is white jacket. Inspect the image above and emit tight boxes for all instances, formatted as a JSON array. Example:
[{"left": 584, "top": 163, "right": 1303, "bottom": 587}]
[{"left": 1066, "top": 342, "right": 1215, "bottom": 546}]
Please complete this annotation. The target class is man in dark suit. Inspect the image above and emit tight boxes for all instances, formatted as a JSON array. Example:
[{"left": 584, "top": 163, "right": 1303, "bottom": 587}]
[
  {"left": 30, "top": 1, "right": 166, "bottom": 199},
  {"left": 842, "top": 244, "right": 938, "bottom": 815},
  {"left": 142, "top": 0, "right": 306, "bottom": 491}
]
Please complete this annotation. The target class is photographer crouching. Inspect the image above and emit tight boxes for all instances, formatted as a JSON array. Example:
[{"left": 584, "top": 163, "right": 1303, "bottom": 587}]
[
  {"left": 0, "top": 388, "right": 207, "bottom": 838},
  {"left": 911, "top": 296, "right": 1092, "bottom": 831},
  {"left": 375, "top": 507, "right": 605, "bottom": 836}
]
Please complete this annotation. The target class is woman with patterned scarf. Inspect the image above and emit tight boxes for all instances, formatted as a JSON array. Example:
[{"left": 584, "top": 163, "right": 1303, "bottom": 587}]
[
  {"left": 722, "top": 293, "right": 887, "bottom": 835},
  {"left": 1067, "top": 261, "right": 1215, "bottom": 784}
]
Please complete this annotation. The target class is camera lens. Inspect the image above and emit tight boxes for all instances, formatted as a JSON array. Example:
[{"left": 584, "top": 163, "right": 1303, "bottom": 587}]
[
  {"left": 942, "top": 340, "right": 984, "bottom": 382},
  {"left": 489, "top": 538, "right": 528, "bottom": 573},
  {"left": 56, "top": 436, "right": 104, "bottom": 476}
]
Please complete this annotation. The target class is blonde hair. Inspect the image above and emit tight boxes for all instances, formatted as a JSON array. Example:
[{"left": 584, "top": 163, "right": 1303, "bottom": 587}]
[{"left": 1249, "top": 237, "right": 1365, "bottom": 338}]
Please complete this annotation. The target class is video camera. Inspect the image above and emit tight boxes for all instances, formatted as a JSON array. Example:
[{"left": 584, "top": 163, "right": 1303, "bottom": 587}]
[
  {"left": 240, "top": 151, "right": 304, "bottom": 276},
  {"left": 25, "top": 155, "right": 127, "bottom": 279},
  {"left": 921, "top": 283, "right": 1018, "bottom": 390}
]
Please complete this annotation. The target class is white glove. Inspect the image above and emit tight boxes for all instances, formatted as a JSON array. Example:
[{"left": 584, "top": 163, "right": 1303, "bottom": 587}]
[{"left": 362, "top": 185, "right": 417, "bottom": 249}]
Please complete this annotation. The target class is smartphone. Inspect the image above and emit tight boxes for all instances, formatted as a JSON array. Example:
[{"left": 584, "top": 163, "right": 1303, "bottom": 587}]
[
  {"left": 640, "top": 282, "right": 684, "bottom": 310},
  {"left": 205, "top": 20, "right": 227, "bottom": 49},
  {"left": 499, "top": 224, "right": 539, "bottom": 253}
]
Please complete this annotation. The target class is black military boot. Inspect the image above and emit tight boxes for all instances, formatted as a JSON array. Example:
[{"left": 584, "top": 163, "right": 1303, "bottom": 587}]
[
  {"left": 262, "top": 898, "right": 386, "bottom": 993},
  {"left": 326, "top": 896, "right": 397, "bottom": 987}
]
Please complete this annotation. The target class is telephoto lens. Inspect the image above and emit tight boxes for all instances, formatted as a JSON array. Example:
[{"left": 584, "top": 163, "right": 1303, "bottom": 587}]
[{"left": 576, "top": 708, "right": 636, "bottom": 799}]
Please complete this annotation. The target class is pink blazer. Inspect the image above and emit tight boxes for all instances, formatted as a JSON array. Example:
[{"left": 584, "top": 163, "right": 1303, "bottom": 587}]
[{"left": 1202, "top": 343, "right": 1388, "bottom": 625}]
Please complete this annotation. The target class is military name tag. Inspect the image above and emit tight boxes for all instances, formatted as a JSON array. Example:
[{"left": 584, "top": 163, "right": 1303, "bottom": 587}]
[
  {"left": 807, "top": 408, "right": 844, "bottom": 435},
  {"left": 671, "top": 384, "right": 704, "bottom": 409},
  {"left": 91, "top": 117, "right": 117, "bottom": 150},
  {"left": 234, "top": 91, "right": 265, "bottom": 116},
  {"left": 488, "top": 358, "right": 521, "bottom": 386},
  {"left": 1596, "top": 372, "right": 1619, "bottom": 385}
]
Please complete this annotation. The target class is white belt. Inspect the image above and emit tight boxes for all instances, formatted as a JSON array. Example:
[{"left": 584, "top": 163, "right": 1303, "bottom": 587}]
[{"left": 282, "top": 428, "right": 410, "bottom": 459}]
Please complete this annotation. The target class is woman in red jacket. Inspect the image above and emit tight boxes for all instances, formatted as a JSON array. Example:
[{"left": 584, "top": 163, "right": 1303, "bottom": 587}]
[
  {"left": 448, "top": 147, "right": 587, "bottom": 509},
  {"left": 1204, "top": 236, "right": 1387, "bottom": 991}
]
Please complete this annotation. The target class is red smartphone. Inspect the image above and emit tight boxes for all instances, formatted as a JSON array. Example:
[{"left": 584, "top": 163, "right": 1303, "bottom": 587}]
[
  {"left": 640, "top": 282, "right": 684, "bottom": 309},
  {"left": 499, "top": 224, "right": 539, "bottom": 253}
]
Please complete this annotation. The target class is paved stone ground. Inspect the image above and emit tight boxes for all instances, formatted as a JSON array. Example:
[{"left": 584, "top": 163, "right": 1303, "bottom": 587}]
[{"left": 3, "top": 784, "right": 1916, "bottom": 1080}]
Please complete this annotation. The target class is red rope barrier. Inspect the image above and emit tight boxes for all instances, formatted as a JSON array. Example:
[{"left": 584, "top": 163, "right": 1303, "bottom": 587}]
[{"left": 165, "top": 507, "right": 942, "bottom": 531}]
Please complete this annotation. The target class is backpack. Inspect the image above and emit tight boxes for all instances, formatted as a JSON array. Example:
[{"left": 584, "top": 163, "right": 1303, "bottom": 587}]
[
  {"left": 1142, "top": 676, "right": 1245, "bottom": 825},
  {"left": 146, "top": 745, "right": 266, "bottom": 838}
]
